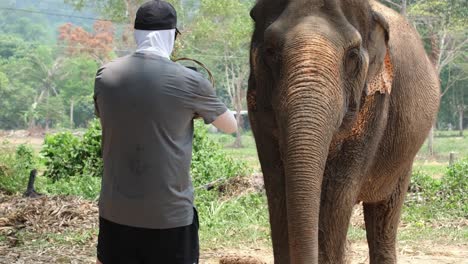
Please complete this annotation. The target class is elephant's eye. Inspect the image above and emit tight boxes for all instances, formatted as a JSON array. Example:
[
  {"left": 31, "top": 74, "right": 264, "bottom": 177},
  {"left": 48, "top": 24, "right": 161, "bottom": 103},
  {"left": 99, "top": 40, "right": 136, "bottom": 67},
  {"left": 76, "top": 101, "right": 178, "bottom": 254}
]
[
  {"left": 263, "top": 44, "right": 280, "bottom": 66},
  {"left": 265, "top": 46, "right": 276, "bottom": 58},
  {"left": 345, "top": 48, "right": 362, "bottom": 76}
]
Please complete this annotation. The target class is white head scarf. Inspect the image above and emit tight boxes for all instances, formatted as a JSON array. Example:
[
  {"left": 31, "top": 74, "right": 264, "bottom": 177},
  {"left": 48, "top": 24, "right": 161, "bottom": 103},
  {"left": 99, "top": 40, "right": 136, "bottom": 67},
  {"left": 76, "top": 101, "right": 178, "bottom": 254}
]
[{"left": 134, "top": 29, "right": 176, "bottom": 59}]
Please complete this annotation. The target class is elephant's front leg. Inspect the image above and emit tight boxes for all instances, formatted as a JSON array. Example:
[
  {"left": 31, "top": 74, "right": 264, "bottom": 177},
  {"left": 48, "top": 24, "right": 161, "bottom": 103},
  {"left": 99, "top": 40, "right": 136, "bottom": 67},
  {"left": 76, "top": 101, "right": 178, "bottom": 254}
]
[
  {"left": 364, "top": 168, "right": 412, "bottom": 264},
  {"left": 318, "top": 174, "right": 360, "bottom": 264},
  {"left": 250, "top": 110, "right": 290, "bottom": 264}
]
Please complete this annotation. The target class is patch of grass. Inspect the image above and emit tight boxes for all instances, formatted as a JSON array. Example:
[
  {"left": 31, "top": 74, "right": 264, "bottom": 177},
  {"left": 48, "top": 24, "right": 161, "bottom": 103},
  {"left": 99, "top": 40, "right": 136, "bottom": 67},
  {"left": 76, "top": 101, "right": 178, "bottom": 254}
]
[
  {"left": 221, "top": 147, "right": 260, "bottom": 172},
  {"left": 208, "top": 130, "right": 468, "bottom": 177},
  {"left": 197, "top": 191, "right": 271, "bottom": 249},
  {"left": 44, "top": 229, "right": 97, "bottom": 246},
  {"left": 208, "top": 133, "right": 261, "bottom": 172},
  {"left": 418, "top": 130, "right": 468, "bottom": 162},
  {"left": 397, "top": 226, "right": 468, "bottom": 244},
  {"left": 412, "top": 161, "right": 447, "bottom": 178},
  {"left": 38, "top": 175, "right": 101, "bottom": 200},
  {"left": 15, "top": 228, "right": 97, "bottom": 248}
]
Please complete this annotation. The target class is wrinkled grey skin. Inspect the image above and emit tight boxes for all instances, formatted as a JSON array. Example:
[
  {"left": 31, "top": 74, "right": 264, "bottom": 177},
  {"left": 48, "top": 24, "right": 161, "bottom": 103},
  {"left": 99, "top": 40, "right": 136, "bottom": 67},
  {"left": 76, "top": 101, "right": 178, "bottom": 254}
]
[{"left": 247, "top": 0, "right": 440, "bottom": 263}]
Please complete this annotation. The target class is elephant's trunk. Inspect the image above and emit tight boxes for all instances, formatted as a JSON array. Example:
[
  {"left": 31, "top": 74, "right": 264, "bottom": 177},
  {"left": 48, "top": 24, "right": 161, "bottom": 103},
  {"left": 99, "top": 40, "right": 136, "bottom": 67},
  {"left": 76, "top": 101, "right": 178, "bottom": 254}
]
[{"left": 277, "top": 36, "right": 343, "bottom": 264}]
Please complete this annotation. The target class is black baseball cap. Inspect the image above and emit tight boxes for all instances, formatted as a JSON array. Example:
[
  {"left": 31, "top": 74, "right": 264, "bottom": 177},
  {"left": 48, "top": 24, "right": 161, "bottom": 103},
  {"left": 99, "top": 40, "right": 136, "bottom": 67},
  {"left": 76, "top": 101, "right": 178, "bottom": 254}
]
[{"left": 134, "top": 0, "right": 180, "bottom": 34}]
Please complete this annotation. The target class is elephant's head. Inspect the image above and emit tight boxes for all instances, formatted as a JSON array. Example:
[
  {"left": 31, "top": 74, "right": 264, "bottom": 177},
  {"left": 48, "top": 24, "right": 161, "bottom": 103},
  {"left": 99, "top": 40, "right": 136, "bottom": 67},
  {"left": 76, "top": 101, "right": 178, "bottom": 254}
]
[{"left": 249, "top": 0, "right": 393, "bottom": 262}]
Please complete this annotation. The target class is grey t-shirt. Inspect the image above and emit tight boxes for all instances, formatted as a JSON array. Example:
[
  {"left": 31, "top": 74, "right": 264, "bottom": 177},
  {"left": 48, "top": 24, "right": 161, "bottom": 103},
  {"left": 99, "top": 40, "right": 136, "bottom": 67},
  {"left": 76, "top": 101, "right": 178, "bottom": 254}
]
[{"left": 94, "top": 53, "right": 227, "bottom": 229}]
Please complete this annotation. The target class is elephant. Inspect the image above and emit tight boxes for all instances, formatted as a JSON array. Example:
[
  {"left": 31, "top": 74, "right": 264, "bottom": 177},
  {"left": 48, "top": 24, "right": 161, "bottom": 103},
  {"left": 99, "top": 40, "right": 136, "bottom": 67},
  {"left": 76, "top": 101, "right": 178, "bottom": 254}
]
[{"left": 247, "top": 0, "right": 440, "bottom": 263}]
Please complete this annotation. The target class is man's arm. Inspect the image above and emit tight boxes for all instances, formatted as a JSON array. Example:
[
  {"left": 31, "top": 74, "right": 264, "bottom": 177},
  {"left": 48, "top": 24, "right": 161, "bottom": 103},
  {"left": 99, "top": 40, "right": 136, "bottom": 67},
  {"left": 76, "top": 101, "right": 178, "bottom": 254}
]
[
  {"left": 212, "top": 110, "right": 237, "bottom": 134},
  {"left": 189, "top": 74, "right": 238, "bottom": 133}
]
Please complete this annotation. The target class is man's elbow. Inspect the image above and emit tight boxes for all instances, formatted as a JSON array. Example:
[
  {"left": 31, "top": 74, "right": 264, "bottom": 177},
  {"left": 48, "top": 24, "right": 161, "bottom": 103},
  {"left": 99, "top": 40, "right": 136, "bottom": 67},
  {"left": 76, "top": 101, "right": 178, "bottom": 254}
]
[{"left": 212, "top": 111, "right": 238, "bottom": 134}]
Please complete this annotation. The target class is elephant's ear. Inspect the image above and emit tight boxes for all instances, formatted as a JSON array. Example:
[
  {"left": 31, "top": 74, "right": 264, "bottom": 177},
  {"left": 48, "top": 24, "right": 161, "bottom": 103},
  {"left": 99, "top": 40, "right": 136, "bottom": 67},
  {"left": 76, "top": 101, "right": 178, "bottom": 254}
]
[{"left": 365, "top": 12, "right": 393, "bottom": 96}]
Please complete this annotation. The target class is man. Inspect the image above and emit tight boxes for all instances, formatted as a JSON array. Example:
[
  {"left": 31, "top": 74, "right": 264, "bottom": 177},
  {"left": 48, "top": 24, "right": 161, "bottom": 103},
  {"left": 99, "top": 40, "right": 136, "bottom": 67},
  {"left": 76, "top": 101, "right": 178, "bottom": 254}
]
[{"left": 93, "top": 1, "right": 237, "bottom": 263}]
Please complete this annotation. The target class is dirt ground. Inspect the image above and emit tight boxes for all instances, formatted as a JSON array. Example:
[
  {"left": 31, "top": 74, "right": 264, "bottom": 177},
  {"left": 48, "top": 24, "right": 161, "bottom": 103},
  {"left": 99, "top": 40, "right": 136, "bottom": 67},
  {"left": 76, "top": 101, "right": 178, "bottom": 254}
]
[
  {"left": 0, "top": 132, "right": 45, "bottom": 152},
  {"left": 203, "top": 242, "right": 468, "bottom": 264},
  {"left": 1, "top": 194, "right": 467, "bottom": 264},
  {"left": 2, "top": 242, "right": 467, "bottom": 264}
]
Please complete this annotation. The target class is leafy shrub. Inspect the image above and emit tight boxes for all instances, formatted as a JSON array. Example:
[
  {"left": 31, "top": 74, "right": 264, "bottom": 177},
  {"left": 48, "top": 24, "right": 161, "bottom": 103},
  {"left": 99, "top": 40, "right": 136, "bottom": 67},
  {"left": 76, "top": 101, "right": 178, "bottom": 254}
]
[
  {"left": 405, "top": 158, "right": 468, "bottom": 220},
  {"left": 80, "top": 120, "right": 103, "bottom": 178},
  {"left": 0, "top": 143, "right": 38, "bottom": 194},
  {"left": 192, "top": 121, "right": 250, "bottom": 188},
  {"left": 41, "top": 119, "right": 103, "bottom": 181},
  {"left": 42, "top": 132, "right": 82, "bottom": 181},
  {"left": 441, "top": 158, "right": 468, "bottom": 214}
]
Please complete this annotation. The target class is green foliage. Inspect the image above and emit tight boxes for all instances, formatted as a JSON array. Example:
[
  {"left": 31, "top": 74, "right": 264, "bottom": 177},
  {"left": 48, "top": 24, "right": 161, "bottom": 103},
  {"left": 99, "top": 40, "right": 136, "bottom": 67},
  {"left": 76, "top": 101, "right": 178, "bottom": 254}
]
[
  {"left": 0, "top": 36, "right": 36, "bottom": 129},
  {"left": 419, "top": 131, "right": 468, "bottom": 161},
  {"left": 196, "top": 190, "right": 270, "bottom": 248},
  {"left": 192, "top": 121, "right": 250, "bottom": 187},
  {"left": 41, "top": 119, "right": 103, "bottom": 181},
  {"left": 405, "top": 158, "right": 468, "bottom": 222},
  {"left": 0, "top": 143, "right": 38, "bottom": 194},
  {"left": 409, "top": 0, "right": 467, "bottom": 31},
  {"left": 57, "top": 56, "right": 99, "bottom": 127},
  {"left": 80, "top": 119, "right": 104, "bottom": 177},
  {"left": 442, "top": 158, "right": 468, "bottom": 213},
  {"left": 42, "top": 132, "right": 81, "bottom": 181},
  {"left": 0, "top": 9, "right": 53, "bottom": 43},
  {"left": 41, "top": 174, "right": 101, "bottom": 200}
]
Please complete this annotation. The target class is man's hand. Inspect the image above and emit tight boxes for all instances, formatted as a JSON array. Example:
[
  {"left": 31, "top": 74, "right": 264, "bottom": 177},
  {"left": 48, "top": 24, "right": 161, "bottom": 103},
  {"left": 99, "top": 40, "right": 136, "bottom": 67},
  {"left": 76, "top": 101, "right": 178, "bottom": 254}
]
[{"left": 212, "top": 110, "right": 237, "bottom": 134}]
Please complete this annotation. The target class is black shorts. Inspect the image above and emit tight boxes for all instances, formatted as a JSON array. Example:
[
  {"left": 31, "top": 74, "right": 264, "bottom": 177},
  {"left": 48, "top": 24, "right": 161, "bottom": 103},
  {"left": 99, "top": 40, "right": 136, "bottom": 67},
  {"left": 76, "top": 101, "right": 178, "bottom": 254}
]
[{"left": 97, "top": 208, "right": 199, "bottom": 264}]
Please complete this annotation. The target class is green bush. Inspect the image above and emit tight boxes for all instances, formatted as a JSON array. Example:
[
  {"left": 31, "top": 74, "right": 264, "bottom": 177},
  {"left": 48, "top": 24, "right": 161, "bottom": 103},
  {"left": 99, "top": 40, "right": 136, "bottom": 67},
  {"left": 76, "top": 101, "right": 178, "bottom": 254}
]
[
  {"left": 80, "top": 120, "right": 103, "bottom": 178},
  {"left": 442, "top": 158, "right": 468, "bottom": 214},
  {"left": 42, "top": 132, "right": 82, "bottom": 181},
  {"left": 0, "top": 143, "right": 38, "bottom": 194},
  {"left": 41, "top": 119, "right": 103, "bottom": 181},
  {"left": 405, "top": 158, "right": 468, "bottom": 220},
  {"left": 192, "top": 121, "right": 250, "bottom": 188}
]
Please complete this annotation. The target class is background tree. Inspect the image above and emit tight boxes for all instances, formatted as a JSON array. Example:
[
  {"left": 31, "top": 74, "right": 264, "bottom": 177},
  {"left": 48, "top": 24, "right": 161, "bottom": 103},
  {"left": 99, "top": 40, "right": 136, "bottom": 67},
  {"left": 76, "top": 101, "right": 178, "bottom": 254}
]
[
  {"left": 182, "top": 0, "right": 253, "bottom": 147},
  {"left": 57, "top": 56, "right": 99, "bottom": 128},
  {"left": 0, "top": 36, "right": 35, "bottom": 129},
  {"left": 22, "top": 47, "right": 66, "bottom": 130},
  {"left": 408, "top": 0, "right": 467, "bottom": 155},
  {"left": 58, "top": 21, "right": 115, "bottom": 63}
]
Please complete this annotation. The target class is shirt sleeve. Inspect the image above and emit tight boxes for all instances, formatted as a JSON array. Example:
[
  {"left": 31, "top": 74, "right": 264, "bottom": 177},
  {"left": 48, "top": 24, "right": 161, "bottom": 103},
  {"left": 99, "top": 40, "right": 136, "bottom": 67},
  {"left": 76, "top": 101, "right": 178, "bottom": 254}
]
[{"left": 190, "top": 76, "right": 228, "bottom": 124}]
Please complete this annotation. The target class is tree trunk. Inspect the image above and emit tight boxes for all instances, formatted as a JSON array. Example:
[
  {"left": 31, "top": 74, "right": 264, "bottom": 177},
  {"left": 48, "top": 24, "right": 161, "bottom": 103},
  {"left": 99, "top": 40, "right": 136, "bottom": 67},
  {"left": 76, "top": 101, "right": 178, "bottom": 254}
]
[
  {"left": 28, "top": 119, "right": 36, "bottom": 131},
  {"left": 428, "top": 125, "right": 435, "bottom": 157},
  {"left": 70, "top": 99, "right": 74, "bottom": 129},
  {"left": 121, "top": 0, "right": 139, "bottom": 48},
  {"left": 459, "top": 106, "right": 464, "bottom": 137},
  {"left": 45, "top": 91, "right": 49, "bottom": 131},
  {"left": 233, "top": 110, "right": 243, "bottom": 148},
  {"left": 400, "top": 0, "right": 407, "bottom": 16},
  {"left": 426, "top": 31, "right": 441, "bottom": 157}
]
